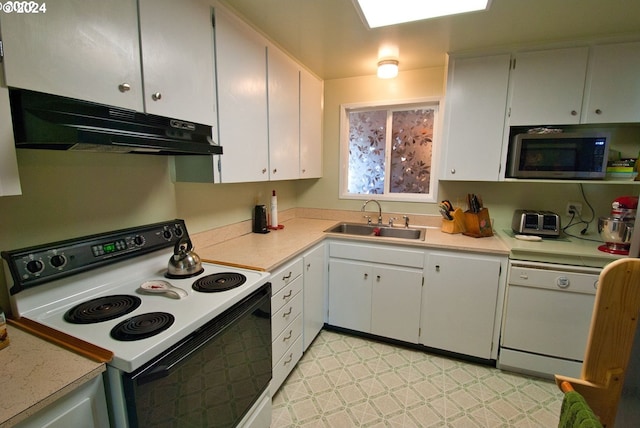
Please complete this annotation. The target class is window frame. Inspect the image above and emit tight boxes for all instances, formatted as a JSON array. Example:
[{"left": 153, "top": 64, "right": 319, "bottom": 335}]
[{"left": 339, "top": 97, "right": 441, "bottom": 203}]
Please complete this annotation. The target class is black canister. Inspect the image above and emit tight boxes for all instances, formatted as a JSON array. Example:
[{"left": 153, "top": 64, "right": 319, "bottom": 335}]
[{"left": 253, "top": 205, "right": 269, "bottom": 234}]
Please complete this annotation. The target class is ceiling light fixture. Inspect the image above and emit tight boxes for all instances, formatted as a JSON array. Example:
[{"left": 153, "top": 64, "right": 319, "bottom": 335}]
[
  {"left": 355, "top": 0, "right": 491, "bottom": 29},
  {"left": 377, "top": 59, "right": 399, "bottom": 79}
]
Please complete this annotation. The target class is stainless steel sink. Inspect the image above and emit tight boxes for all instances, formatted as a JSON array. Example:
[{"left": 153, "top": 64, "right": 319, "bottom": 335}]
[{"left": 324, "top": 222, "right": 426, "bottom": 241}]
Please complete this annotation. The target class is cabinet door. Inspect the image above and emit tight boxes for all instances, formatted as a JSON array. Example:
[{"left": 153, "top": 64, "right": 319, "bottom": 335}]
[
  {"left": 0, "top": 82, "right": 21, "bottom": 196},
  {"left": 328, "top": 259, "right": 371, "bottom": 332},
  {"left": 583, "top": 42, "right": 640, "bottom": 123},
  {"left": 371, "top": 265, "right": 422, "bottom": 343},
  {"left": 267, "top": 46, "right": 300, "bottom": 180},
  {"left": 421, "top": 252, "right": 501, "bottom": 359},
  {"left": 0, "top": 0, "right": 142, "bottom": 110},
  {"left": 300, "top": 68, "right": 323, "bottom": 178},
  {"left": 303, "top": 244, "right": 326, "bottom": 350},
  {"left": 441, "top": 54, "right": 510, "bottom": 181},
  {"left": 214, "top": 7, "right": 269, "bottom": 183},
  {"left": 509, "top": 47, "right": 589, "bottom": 126},
  {"left": 138, "top": 0, "right": 216, "bottom": 125}
]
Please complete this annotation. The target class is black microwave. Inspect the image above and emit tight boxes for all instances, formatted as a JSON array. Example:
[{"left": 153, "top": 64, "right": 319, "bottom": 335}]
[{"left": 507, "top": 132, "right": 610, "bottom": 179}]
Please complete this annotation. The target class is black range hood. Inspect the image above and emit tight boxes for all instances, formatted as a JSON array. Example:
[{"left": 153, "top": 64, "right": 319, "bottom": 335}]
[{"left": 9, "top": 89, "right": 223, "bottom": 156}]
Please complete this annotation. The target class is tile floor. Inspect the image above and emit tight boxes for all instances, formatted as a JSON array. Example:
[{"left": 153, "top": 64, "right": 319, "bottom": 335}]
[{"left": 272, "top": 330, "right": 563, "bottom": 427}]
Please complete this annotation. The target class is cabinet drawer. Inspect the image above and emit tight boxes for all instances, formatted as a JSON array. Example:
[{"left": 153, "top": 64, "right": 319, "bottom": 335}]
[
  {"left": 271, "top": 335, "right": 303, "bottom": 395},
  {"left": 272, "top": 313, "right": 303, "bottom": 365},
  {"left": 271, "top": 258, "right": 303, "bottom": 294},
  {"left": 329, "top": 242, "right": 424, "bottom": 268},
  {"left": 272, "top": 275, "right": 302, "bottom": 314},
  {"left": 272, "top": 291, "right": 303, "bottom": 339}
]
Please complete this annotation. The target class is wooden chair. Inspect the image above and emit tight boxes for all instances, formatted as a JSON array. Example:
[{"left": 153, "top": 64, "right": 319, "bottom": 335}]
[{"left": 555, "top": 258, "right": 640, "bottom": 427}]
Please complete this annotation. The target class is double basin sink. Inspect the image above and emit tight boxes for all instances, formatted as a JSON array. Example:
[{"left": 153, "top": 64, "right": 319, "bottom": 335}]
[{"left": 324, "top": 222, "right": 426, "bottom": 241}]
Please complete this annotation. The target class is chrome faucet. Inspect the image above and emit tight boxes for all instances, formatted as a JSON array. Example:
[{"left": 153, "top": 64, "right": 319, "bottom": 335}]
[{"left": 361, "top": 199, "right": 383, "bottom": 225}]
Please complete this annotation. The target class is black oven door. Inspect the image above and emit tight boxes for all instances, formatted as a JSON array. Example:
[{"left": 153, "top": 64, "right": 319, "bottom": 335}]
[{"left": 122, "top": 283, "right": 272, "bottom": 428}]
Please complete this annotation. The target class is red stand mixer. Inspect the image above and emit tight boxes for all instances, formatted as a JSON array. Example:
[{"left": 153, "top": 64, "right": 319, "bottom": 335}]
[{"left": 598, "top": 196, "right": 638, "bottom": 255}]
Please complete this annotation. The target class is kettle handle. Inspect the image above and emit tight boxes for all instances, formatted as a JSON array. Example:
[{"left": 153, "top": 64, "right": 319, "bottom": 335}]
[{"left": 173, "top": 237, "right": 193, "bottom": 255}]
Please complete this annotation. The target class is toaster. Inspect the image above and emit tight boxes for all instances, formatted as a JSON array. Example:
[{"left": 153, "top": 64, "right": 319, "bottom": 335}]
[{"left": 512, "top": 210, "right": 561, "bottom": 237}]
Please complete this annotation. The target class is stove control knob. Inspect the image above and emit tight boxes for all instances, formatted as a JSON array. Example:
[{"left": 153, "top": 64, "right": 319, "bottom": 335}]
[
  {"left": 50, "top": 254, "right": 66, "bottom": 269},
  {"left": 134, "top": 235, "right": 145, "bottom": 246},
  {"left": 174, "top": 226, "right": 184, "bottom": 238},
  {"left": 26, "top": 259, "right": 44, "bottom": 274}
]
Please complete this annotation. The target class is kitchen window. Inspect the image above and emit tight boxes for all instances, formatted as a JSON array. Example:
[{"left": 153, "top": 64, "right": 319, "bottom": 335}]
[{"left": 339, "top": 99, "right": 440, "bottom": 202}]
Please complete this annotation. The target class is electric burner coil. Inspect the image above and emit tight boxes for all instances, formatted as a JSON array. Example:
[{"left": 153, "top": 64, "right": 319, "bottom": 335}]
[
  {"left": 192, "top": 272, "right": 247, "bottom": 292},
  {"left": 64, "top": 295, "right": 142, "bottom": 324},
  {"left": 110, "top": 312, "right": 175, "bottom": 341}
]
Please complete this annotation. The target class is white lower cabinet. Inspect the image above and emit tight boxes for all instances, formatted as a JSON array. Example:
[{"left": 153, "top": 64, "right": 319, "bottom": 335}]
[
  {"left": 270, "top": 258, "right": 304, "bottom": 394},
  {"left": 302, "top": 243, "right": 326, "bottom": 350},
  {"left": 14, "top": 375, "right": 109, "bottom": 428},
  {"left": 420, "top": 251, "right": 506, "bottom": 360},
  {"left": 328, "top": 241, "right": 424, "bottom": 343},
  {"left": 328, "top": 258, "right": 373, "bottom": 332},
  {"left": 326, "top": 240, "right": 506, "bottom": 361},
  {"left": 371, "top": 265, "right": 422, "bottom": 343}
]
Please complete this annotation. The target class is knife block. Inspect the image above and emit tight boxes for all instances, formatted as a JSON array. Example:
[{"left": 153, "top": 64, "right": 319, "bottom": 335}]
[
  {"left": 441, "top": 208, "right": 466, "bottom": 234},
  {"left": 463, "top": 208, "right": 494, "bottom": 238}
]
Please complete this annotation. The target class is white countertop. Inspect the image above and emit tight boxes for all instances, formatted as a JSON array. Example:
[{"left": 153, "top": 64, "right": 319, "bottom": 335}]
[
  {"left": 0, "top": 325, "right": 105, "bottom": 427},
  {"left": 196, "top": 216, "right": 624, "bottom": 271},
  {"left": 496, "top": 229, "right": 625, "bottom": 268}
]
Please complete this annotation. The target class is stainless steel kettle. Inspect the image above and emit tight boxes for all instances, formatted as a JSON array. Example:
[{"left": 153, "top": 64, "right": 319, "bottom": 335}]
[{"left": 166, "top": 238, "right": 203, "bottom": 278}]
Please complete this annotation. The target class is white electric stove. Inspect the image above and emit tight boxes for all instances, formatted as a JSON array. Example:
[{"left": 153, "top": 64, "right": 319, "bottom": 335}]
[{"left": 2, "top": 219, "right": 273, "bottom": 427}]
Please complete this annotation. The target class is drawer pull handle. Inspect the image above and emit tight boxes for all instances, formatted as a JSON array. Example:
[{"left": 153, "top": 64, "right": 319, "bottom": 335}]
[
  {"left": 282, "top": 271, "right": 292, "bottom": 281},
  {"left": 364, "top": 273, "right": 368, "bottom": 279},
  {"left": 283, "top": 330, "right": 293, "bottom": 341},
  {"left": 283, "top": 307, "right": 293, "bottom": 317},
  {"left": 376, "top": 275, "right": 381, "bottom": 281},
  {"left": 284, "top": 353, "right": 293, "bottom": 365},
  {"left": 282, "top": 290, "right": 292, "bottom": 299}
]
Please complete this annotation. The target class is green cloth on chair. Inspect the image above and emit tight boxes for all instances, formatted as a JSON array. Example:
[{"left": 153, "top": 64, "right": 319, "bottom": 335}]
[{"left": 558, "top": 390, "right": 603, "bottom": 428}]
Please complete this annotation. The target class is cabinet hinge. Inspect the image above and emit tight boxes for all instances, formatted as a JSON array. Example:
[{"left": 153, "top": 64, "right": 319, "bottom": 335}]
[
  {"left": 421, "top": 276, "right": 424, "bottom": 286},
  {"left": 0, "top": 40, "right": 3, "bottom": 61},
  {"left": 511, "top": 58, "right": 516, "bottom": 69},
  {"left": 211, "top": 13, "right": 215, "bottom": 28},
  {"left": 418, "top": 327, "right": 421, "bottom": 337}
]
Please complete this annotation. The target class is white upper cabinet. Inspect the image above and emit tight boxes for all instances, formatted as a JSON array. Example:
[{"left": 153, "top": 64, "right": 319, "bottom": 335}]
[
  {"left": 441, "top": 54, "right": 511, "bottom": 181},
  {"left": 0, "top": 0, "right": 143, "bottom": 110},
  {"left": 267, "top": 46, "right": 300, "bottom": 181},
  {"left": 299, "top": 68, "right": 323, "bottom": 179},
  {"left": 508, "top": 47, "right": 589, "bottom": 126},
  {"left": 582, "top": 41, "right": 640, "bottom": 123},
  {"left": 179, "top": 4, "right": 324, "bottom": 184},
  {"left": 0, "top": 0, "right": 216, "bottom": 126},
  {"left": 138, "top": 0, "right": 216, "bottom": 125},
  {"left": 214, "top": 6, "right": 269, "bottom": 183},
  {"left": 0, "top": 82, "right": 21, "bottom": 196}
]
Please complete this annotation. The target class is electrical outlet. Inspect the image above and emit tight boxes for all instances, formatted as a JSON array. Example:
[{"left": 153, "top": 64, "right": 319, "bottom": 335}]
[{"left": 566, "top": 202, "right": 582, "bottom": 216}]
